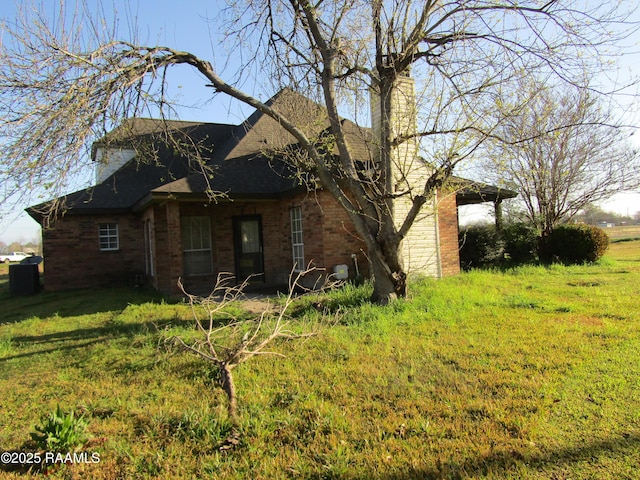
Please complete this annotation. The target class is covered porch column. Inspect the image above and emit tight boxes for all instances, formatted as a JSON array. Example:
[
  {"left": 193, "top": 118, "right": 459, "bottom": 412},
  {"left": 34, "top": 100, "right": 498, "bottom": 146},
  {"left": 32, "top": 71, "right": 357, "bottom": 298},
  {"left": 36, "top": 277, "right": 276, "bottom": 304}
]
[
  {"left": 152, "top": 201, "right": 183, "bottom": 295},
  {"left": 494, "top": 199, "right": 504, "bottom": 232},
  {"left": 455, "top": 179, "right": 518, "bottom": 230}
]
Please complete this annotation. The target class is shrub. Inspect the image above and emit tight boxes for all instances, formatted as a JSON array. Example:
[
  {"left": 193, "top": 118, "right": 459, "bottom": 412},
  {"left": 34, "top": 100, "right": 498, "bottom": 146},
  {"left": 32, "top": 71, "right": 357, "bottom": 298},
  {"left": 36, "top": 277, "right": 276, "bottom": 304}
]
[
  {"left": 30, "top": 405, "right": 89, "bottom": 452},
  {"left": 459, "top": 223, "right": 542, "bottom": 269},
  {"left": 502, "top": 222, "right": 539, "bottom": 264},
  {"left": 547, "top": 224, "right": 609, "bottom": 264},
  {"left": 459, "top": 225, "right": 504, "bottom": 270}
]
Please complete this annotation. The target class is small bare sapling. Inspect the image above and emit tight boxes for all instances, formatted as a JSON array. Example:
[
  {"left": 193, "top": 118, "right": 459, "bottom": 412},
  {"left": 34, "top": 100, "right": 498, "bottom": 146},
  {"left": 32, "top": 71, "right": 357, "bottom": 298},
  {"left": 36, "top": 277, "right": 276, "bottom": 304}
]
[{"left": 167, "top": 268, "right": 318, "bottom": 449}]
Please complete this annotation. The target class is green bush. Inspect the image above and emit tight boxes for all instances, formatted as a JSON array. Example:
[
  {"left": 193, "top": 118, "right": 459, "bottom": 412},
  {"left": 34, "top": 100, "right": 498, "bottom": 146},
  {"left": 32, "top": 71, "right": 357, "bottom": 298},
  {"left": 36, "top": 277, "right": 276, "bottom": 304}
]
[
  {"left": 547, "top": 224, "right": 609, "bottom": 264},
  {"left": 30, "top": 405, "right": 89, "bottom": 452},
  {"left": 502, "top": 222, "right": 539, "bottom": 264},
  {"left": 459, "top": 222, "right": 540, "bottom": 270},
  {"left": 458, "top": 225, "right": 504, "bottom": 270}
]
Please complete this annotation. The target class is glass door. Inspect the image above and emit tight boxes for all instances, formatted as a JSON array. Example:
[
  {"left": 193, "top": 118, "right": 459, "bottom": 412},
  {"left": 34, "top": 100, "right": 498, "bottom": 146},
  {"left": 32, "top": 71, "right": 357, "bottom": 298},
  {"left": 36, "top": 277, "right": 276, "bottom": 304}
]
[{"left": 233, "top": 216, "right": 264, "bottom": 281}]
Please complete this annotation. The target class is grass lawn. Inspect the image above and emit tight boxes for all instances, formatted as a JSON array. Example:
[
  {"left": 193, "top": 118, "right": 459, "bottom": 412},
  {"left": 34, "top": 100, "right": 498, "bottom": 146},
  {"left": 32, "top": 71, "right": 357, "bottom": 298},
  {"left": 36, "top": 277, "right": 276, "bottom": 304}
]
[{"left": 1, "top": 241, "right": 639, "bottom": 479}]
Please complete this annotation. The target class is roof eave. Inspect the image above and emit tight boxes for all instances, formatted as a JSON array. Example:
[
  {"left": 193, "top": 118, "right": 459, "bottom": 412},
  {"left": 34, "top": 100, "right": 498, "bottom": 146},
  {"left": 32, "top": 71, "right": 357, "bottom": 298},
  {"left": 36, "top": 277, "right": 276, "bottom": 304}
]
[
  {"left": 456, "top": 188, "right": 518, "bottom": 206},
  {"left": 136, "top": 186, "right": 307, "bottom": 211}
]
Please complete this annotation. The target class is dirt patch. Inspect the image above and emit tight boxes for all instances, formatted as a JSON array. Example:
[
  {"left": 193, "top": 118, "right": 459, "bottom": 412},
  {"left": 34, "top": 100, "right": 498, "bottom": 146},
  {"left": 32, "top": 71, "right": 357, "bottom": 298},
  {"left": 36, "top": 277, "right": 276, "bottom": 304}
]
[{"left": 238, "top": 294, "right": 280, "bottom": 315}]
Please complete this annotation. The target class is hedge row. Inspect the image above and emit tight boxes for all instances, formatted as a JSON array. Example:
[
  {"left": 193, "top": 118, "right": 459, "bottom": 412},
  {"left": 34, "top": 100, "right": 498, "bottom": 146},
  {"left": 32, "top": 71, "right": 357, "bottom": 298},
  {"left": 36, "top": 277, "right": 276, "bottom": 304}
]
[{"left": 459, "top": 223, "right": 608, "bottom": 270}]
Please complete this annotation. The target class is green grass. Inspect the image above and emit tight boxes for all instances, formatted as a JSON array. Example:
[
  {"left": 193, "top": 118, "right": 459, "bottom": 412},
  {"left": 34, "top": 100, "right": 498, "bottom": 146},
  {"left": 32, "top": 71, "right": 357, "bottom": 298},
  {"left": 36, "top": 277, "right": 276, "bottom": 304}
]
[{"left": 1, "top": 242, "right": 639, "bottom": 479}]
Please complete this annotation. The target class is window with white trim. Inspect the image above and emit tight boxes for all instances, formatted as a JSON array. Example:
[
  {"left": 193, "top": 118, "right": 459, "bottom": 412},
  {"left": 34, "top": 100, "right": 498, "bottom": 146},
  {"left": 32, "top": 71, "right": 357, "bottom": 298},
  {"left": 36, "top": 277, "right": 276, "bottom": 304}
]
[
  {"left": 99, "top": 223, "right": 119, "bottom": 251},
  {"left": 290, "top": 206, "right": 304, "bottom": 271},
  {"left": 181, "top": 216, "right": 213, "bottom": 276}
]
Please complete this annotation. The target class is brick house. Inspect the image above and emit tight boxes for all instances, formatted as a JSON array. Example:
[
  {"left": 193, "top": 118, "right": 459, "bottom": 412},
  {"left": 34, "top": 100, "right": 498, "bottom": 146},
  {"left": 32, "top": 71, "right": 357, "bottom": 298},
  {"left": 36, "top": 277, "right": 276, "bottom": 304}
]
[{"left": 27, "top": 85, "right": 515, "bottom": 295}]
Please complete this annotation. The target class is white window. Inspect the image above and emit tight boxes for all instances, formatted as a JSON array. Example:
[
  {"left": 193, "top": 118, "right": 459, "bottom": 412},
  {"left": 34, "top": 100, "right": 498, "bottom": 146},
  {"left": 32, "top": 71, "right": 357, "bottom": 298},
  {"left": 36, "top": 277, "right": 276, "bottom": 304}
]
[
  {"left": 181, "top": 216, "right": 212, "bottom": 276},
  {"left": 290, "top": 206, "right": 304, "bottom": 271},
  {"left": 99, "top": 223, "right": 119, "bottom": 251}
]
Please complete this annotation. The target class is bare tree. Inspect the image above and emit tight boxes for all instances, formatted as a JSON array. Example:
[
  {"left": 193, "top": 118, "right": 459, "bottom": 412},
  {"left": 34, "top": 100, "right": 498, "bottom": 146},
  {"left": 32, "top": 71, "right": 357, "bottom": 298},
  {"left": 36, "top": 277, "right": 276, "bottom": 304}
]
[
  {"left": 482, "top": 78, "right": 639, "bottom": 258},
  {"left": 0, "top": 1, "right": 637, "bottom": 302},
  {"left": 167, "top": 269, "right": 317, "bottom": 448}
]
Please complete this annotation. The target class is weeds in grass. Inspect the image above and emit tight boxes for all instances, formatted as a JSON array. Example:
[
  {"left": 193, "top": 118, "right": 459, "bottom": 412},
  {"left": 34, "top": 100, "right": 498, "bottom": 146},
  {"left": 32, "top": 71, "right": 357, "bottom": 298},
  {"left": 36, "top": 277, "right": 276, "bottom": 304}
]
[
  {"left": 0, "top": 335, "right": 12, "bottom": 355},
  {"left": 134, "top": 408, "right": 233, "bottom": 446},
  {"left": 290, "top": 280, "right": 373, "bottom": 319},
  {"left": 30, "top": 404, "right": 89, "bottom": 452}
]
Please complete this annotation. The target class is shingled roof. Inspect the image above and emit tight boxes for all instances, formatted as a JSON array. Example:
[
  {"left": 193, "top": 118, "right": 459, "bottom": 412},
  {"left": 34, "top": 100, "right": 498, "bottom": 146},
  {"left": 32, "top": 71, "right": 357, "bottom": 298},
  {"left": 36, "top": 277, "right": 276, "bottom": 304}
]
[
  {"left": 27, "top": 87, "right": 377, "bottom": 220},
  {"left": 148, "top": 156, "right": 304, "bottom": 200},
  {"left": 27, "top": 120, "right": 237, "bottom": 219},
  {"left": 213, "top": 88, "right": 329, "bottom": 161},
  {"left": 26, "top": 88, "right": 516, "bottom": 222}
]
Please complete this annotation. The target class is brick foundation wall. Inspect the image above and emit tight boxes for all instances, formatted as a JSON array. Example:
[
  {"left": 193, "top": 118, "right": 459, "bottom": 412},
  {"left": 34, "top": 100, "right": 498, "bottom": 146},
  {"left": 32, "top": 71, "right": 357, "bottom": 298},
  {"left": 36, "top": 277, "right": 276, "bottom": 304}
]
[{"left": 42, "top": 213, "right": 144, "bottom": 291}]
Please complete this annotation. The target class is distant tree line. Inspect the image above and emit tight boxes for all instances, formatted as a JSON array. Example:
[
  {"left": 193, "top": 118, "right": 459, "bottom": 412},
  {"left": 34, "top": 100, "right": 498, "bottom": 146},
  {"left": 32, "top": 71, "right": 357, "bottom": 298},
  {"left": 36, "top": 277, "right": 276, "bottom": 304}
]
[
  {"left": 573, "top": 204, "right": 640, "bottom": 226},
  {"left": 0, "top": 239, "right": 42, "bottom": 255}
]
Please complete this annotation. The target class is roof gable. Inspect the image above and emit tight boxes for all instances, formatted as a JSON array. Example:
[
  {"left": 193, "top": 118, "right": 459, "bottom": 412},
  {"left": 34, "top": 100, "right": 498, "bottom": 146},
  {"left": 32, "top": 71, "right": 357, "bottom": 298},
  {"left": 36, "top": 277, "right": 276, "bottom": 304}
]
[{"left": 215, "top": 88, "right": 330, "bottom": 161}]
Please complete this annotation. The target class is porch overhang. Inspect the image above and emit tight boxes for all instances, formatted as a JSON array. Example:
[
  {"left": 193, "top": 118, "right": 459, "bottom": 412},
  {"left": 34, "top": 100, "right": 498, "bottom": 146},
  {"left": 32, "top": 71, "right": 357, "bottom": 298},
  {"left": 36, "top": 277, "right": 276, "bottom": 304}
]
[
  {"left": 452, "top": 178, "right": 518, "bottom": 231},
  {"left": 454, "top": 179, "right": 518, "bottom": 206}
]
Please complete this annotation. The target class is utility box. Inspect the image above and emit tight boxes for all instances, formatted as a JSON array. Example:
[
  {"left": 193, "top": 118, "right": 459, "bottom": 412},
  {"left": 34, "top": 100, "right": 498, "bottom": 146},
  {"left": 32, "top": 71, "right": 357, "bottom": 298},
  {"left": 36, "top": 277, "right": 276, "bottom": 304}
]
[
  {"left": 333, "top": 264, "right": 349, "bottom": 280},
  {"left": 9, "top": 264, "right": 41, "bottom": 296}
]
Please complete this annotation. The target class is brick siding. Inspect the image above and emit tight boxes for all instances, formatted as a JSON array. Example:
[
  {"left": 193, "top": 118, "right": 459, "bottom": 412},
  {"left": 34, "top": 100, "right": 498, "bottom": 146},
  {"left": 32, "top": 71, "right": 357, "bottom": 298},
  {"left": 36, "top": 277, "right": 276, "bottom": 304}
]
[
  {"left": 42, "top": 213, "right": 144, "bottom": 291},
  {"left": 437, "top": 190, "right": 461, "bottom": 276},
  {"left": 41, "top": 189, "right": 459, "bottom": 294},
  {"left": 176, "top": 191, "right": 367, "bottom": 295}
]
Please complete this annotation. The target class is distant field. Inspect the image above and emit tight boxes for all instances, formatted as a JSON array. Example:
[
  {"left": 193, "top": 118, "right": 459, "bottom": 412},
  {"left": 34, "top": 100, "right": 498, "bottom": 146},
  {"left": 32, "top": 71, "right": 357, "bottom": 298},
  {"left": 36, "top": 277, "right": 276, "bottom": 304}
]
[{"left": 603, "top": 224, "right": 640, "bottom": 240}]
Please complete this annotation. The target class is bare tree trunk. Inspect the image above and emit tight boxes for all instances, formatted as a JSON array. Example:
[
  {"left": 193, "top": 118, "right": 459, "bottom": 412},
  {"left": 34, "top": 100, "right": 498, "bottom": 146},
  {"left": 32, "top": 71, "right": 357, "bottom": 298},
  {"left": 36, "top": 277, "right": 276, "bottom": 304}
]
[
  {"left": 369, "top": 239, "right": 407, "bottom": 305},
  {"left": 220, "top": 364, "right": 238, "bottom": 428},
  {"left": 538, "top": 224, "right": 554, "bottom": 264},
  {"left": 218, "top": 363, "right": 243, "bottom": 451}
]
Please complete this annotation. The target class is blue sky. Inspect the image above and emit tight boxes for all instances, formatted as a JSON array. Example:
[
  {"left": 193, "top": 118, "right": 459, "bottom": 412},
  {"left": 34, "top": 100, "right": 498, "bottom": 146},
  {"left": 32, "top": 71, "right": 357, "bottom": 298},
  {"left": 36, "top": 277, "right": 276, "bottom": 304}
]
[
  {"left": 1, "top": 0, "right": 251, "bottom": 243},
  {"left": 1, "top": 0, "right": 639, "bottom": 243}
]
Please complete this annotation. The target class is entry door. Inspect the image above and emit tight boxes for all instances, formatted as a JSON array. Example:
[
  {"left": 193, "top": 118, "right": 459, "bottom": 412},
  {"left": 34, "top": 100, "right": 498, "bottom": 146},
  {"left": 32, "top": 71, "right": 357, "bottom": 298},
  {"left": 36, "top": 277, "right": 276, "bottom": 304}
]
[{"left": 233, "top": 216, "right": 265, "bottom": 281}]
